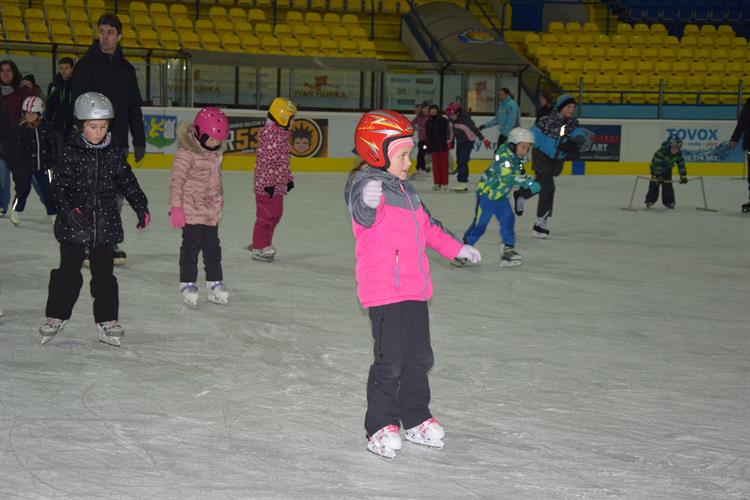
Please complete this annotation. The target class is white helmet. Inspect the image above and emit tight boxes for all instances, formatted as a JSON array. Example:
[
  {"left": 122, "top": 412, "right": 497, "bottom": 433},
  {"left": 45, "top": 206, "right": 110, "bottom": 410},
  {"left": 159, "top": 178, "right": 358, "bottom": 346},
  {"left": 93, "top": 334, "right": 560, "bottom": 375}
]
[
  {"left": 507, "top": 127, "right": 535, "bottom": 145},
  {"left": 22, "top": 96, "right": 44, "bottom": 114},
  {"left": 74, "top": 92, "right": 114, "bottom": 120}
]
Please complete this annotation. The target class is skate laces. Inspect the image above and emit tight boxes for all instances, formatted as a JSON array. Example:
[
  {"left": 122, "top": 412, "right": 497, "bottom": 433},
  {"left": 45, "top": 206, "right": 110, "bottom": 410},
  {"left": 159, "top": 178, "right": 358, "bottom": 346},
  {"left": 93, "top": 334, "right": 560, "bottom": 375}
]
[
  {"left": 209, "top": 281, "right": 226, "bottom": 291},
  {"left": 98, "top": 320, "right": 120, "bottom": 332},
  {"left": 181, "top": 282, "right": 198, "bottom": 293},
  {"left": 373, "top": 425, "right": 400, "bottom": 440},
  {"left": 44, "top": 318, "right": 64, "bottom": 327},
  {"left": 416, "top": 418, "right": 442, "bottom": 436}
]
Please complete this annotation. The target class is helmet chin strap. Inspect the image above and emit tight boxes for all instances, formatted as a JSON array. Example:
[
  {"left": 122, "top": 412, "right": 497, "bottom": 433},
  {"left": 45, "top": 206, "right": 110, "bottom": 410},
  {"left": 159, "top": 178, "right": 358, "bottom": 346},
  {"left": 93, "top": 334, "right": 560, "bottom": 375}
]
[{"left": 194, "top": 129, "right": 221, "bottom": 151}]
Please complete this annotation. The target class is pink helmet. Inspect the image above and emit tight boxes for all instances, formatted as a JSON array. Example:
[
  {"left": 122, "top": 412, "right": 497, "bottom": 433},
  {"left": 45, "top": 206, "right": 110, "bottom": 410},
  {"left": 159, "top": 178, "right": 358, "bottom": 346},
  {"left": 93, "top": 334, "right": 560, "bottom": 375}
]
[
  {"left": 193, "top": 107, "right": 229, "bottom": 142},
  {"left": 445, "top": 101, "right": 461, "bottom": 117}
]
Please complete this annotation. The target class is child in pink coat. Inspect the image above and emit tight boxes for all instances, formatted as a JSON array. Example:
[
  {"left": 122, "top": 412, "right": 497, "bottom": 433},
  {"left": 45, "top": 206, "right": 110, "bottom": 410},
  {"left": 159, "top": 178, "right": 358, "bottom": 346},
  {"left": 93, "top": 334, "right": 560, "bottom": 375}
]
[
  {"left": 169, "top": 107, "right": 230, "bottom": 307},
  {"left": 249, "top": 97, "right": 297, "bottom": 262},
  {"left": 344, "top": 110, "right": 481, "bottom": 459}
]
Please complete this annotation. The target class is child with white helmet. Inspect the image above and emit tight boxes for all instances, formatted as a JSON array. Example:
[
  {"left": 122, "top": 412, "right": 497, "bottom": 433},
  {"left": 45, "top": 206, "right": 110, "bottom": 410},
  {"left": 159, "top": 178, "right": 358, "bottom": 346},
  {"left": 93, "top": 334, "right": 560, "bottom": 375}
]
[
  {"left": 456, "top": 127, "right": 540, "bottom": 267},
  {"left": 9, "top": 96, "right": 58, "bottom": 225},
  {"left": 345, "top": 109, "right": 481, "bottom": 459},
  {"left": 169, "top": 107, "right": 231, "bottom": 306},
  {"left": 249, "top": 97, "right": 297, "bottom": 262},
  {"left": 39, "top": 92, "right": 149, "bottom": 347}
]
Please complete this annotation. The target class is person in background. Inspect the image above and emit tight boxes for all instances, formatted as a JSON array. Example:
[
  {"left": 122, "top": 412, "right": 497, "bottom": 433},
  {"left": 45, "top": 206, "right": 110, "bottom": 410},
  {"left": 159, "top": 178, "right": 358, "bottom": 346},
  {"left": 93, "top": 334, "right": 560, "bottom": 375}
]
[
  {"left": 729, "top": 97, "right": 750, "bottom": 213},
  {"left": 21, "top": 74, "right": 45, "bottom": 101},
  {"left": 445, "top": 101, "right": 491, "bottom": 192},
  {"left": 46, "top": 57, "right": 76, "bottom": 150},
  {"left": 425, "top": 104, "right": 451, "bottom": 191},
  {"left": 535, "top": 92, "right": 553, "bottom": 123},
  {"left": 0, "top": 59, "right": 32, "bottom": 217},
  {"left": 479, "top": 87, "right": 520, "bottom": 145},
  {"left": 410, "top": 101, "right": 430, "bottom": 178},
  {"left": 645, "top": 134, "right": 687, "bottom": 209}
]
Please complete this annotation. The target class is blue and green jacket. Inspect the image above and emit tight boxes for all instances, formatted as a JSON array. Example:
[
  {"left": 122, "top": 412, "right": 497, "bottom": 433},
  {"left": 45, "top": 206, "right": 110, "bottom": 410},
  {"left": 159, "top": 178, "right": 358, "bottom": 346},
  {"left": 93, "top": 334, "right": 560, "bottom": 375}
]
[
  {"left": 650, "top": 140, "right": 687, "bottom": 177},
  {"left": 476, "top": 144, "right": 535, "bottom": 201}
]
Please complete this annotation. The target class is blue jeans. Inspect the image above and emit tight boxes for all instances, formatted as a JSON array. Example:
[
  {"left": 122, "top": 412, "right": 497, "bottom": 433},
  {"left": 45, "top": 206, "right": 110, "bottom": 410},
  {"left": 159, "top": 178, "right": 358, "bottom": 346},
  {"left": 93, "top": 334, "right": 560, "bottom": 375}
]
[
  {"left": 0, "top": 158, "right": 10, "bottom": 212},
  {"left": 463, "top": 195, "right": 516, "bottom": 247},
  {"left": 456, "top": 141, "right": 473, "bottom": 183}
]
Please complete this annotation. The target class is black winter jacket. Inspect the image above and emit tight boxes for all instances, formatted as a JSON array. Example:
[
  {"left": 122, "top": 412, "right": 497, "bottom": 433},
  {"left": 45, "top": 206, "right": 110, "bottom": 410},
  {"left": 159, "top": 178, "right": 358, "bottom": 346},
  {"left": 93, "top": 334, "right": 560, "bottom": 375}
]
[
  {"left": 16, "top": 120, "right": 58, "bottom": 172},
  {"left": 46, "top": 73, "right": 74, "bottom": 136},
  {"left": 52, "top": 133, "right": 148, "bottom": 246},
  {"left": 71, "top": 41, "right": 145, "bottom": 150},
  {"left": 730, "top": 98, "right": 750, "bottom": 151},
  {"left": 449, "top": 110, "right": 486, "bottom": 144},
  {"left": 0, "top": 97, "right": 17, "bottom": 168},
  {"left": 426, "top": 115, "right": 451, "bottom": 153}
]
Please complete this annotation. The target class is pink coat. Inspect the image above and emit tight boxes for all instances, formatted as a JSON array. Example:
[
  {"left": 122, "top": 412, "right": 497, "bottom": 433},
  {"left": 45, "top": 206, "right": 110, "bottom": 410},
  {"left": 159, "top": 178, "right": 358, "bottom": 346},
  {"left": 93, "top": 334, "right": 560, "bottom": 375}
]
[
  {"left": 169, "top": 122, "right": 225, "bottom": 226},
  {"left": 253, "top": 118, "right": 293, "bottom": 197},
  {"left": 344, "top": 167, "right": 462, "bottom": 308}
]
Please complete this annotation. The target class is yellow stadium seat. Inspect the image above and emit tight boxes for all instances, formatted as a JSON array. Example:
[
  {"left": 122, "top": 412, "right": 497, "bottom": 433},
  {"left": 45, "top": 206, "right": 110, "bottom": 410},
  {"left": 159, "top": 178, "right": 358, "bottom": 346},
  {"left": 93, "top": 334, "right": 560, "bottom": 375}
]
[
  {"left": 261, "top": 35, "right": 281, "bottom": 53},
  {"left": 654, "top": 61, "right": 671, "bottom": 75},
  {"left": 138, "top": 28, "right": 160, "bottom": 49},
  {"left": 160, "top": 31, "right": 180, "bottom": 50},
  {"left": 553, "top": 46, "right": 570, "bottom": 59},
  {"left": 534, "top": 45, "right": 552, "bottom": 65},
  {"left": 665, "top": 75, "right": 686, "bottom": 104},
  {"left": 117, "top": 13, "right": 132, "bottom": 28},
  {"left": 381, "top": 0, "right": 400, "bottom": 13},
  {"left": 699, "top": 24, "right": 716, "bottom": 36},
  {"left": 2, "top": 5, "right": 23, "bottom": 21},
  {"left": 180, "top": 31, "right": 200, "bottom": 50},
  {"left": 600, "top": 60, "right": 617, "bottom": 74},
  {"left": 358, "top": 39, "right": 376, "bottom": 57},
  {"left": 725, "top": 61, "right": 743, "bottom": 76},
  {"left": 132, "top": 14, "right": 152, "bottom": 29},
  {"left": 293, "top": 24, "right": 312, "bottom": 38},
  {"left": 43, "top": 0, "right": 63, "bottom": 7},
  {"left": 558, "top": 33, "right": 575, "bottom": 46},
  {"left": 169, "top": 3, "right": 188, "bottom": 18},
  {"left": 255, "top": 22, "right": 272, "bottom": 37},
  {"left": 717, "top": 24, "right": 734, "bottom": 36},
  {"left": 589, "top": 46, "right": 606, "bottom": 59},
  {"left": 693, "top": 48, "right": 710, "bottom": 61},
  {"left": 228, "top": 7, "right": 246, "bottom": 20},
  {"left": 331, "top": 25, "right": 349, "bottom": 40},
  {"left": 305, "top": 12, "right": 323, "bottom": 25},
  {"left": 46, "top": 8, "right": 67, "bottom": 26},
  {"left": 641, "top": 47, "right": 658, "bottom": 61},
  {"left": 50, "top": 24, "right": 74, "bottom": 44},
  {"left": 216, "top": 0, "right": 235, "bottom": 6},
  {"left": 248, "top": 9, "right": 266, "bottom": 22},
  {"left": 540, "top": 33, "right": 557, "bottom": 45},
  {"left": 234, "top": 20, "right": 254, "bottom": 36},
  {"left": 68, "top": 0, "right": 85, "bottom": 8},
  {"left": 672, "top": 61, "right": 690, "bottom": 75},
  {"left": 715, "top": 37, "right": 732, "bottom": 50},
  {"left": 618, "top": 60, "right": 636, "bottom": 74},
  {"left": 27, "top": 21, "right": 50, "bottom": 42},
  {"left": 629, "top": 34, "right": 645, "bottom": 48},
  {"left": 548, "top": 21, "right": 564, "bottom": 34},
  {"left": 714, "top": 49, "right": 730, "bottom": 63},
  {"left": 324, "top": 12, "right": 341, "bottom": 25},
  {"left": 280, "top": 36, "right": 301, "bottom": 54},
  {"left": 582, "top": 22, "right": 598, "bottom": 33},
  {"left": 286, "top": 11, "right": 304, "bottom": 25},
  {"left": 697, "top": 37, "right": 714, "bottom": 50},
  {"left": 591, "top": 74, "right": 613, "bottom": 103},
  {"left": 644, "top": 34, "right": 662, "bottom": 47},
  {"left": 255, "top": 0, "right": 271, "bottom": 6},
  {"left": 346, "top": 0, "right": 362, "bottom": 12},
  {"left": 25, "top": 7, "right": 45, "bottom": 21},
  {"left": 274, "top": 23, "right": 292, "bottom": 37},
  {"left": 685, "top": 74, "right": 702, "bottom": 98},
  {"left": 68, "top": 10, "right": 89, "bottom": 28},
  {"left": 732, "top": 37, "right": 747, "bottom": 49},
  {"left": 720, "top": 76, "right": 739, "bottom": 104},
  {"left": 342, "top": 13, "right": 360, "bottom": 28},
  {"left": 291, "top": 0, "right": 306, "bottom": 10},
  {"left": 582, "top": 60, "right": 599, "bottom": 75},
  {"left": 174, "top": 18, "right": 193, "bottom": 31},
  {"left": 319, "top": 38, "right": 338, "bottom": 56},
  {"left": 707, "top": 61, "right": 724, "bottom": 74},
  {"left": 339, "top": 39, "right": 357, "bottom": 55},
  {"left": 635, "top": 60, "right": 653, "bottom": 75},
  {"left": 129, "top": 1, "right": 147, "bottom": 16},
  {"left": 606, "top": 47, "right": 622, "bottom": 60},
  {"left": 222, "top": 33, "right": 242, "bottom": 52},
  {"left": 150, "top": 3, "right": 168, "bottom": 17},
  {"left": 658, "top": 47, "right": 675, "bottom": 60},
  {"left": 623, "top": 47, "right": 640, "bottom": 60},
  {"left": 300, "top": 37, "right": 320, "bottom": 54},
  {"left": 120, "top": 26, "right": 138, "bottom": 47},
  {"left": 611, "top": 34, "right": 628, "bottom": 48},
  {"left": 676, "top": 47, "right": 692, "bottom": 60},
  {"left": 701, "top": 75, "right": 721, "bottom": 104},
  {"left": 565, "top": 21, "right": 581, "bottom": 33},
  {"left": 647, "top": 75, "right": 663, "bottom": 104},
  {"left": 728, "top": 48, "right": 746, "bottom": 62},
  {"left": 614, "top": 74, "right": 631, "bottom": 102},
  {"left": 524, "top": 32, "right": 541, "bottom": 51},
  {"left": 683, "top": 24, "right": 699, "bottom": 36},
  {"left": 200, "top": 32, "right": 221, "bottom": 51},
  {"left": 330, "top": 0, "right": 344, "bottom": 10},
  {"left": 210, "top": 6, "right": 228, "bottom": 21},
  {"left": 627, "top": 74, "right": 649, "bottom": 103},
  {"left": 72, "top": 24, "right": 94, "bottom": 43},
  {"left": 312, "top": 24, "right": 330, "bottom": 40},
  {"left": 650, "top": 23, "right": 666, "bottom": 35},
  {"left": 563, "top": 60, "right": 580, "bottom": 73},
  {"left": 663, "top": 35, "right": 679, "bottom": 47},
  {"left": 691, "top": 61, "right": 707, "bottom": 75},
  {"left": 195, "top": 19, "right": 214, "bottom": 34},
  {"left": 633, "top": 22, "right": 648, "bottom": 34},
  {"left": 215, "top": 19, "right": 234, "bottom": 37},
  {"left": 153, "top": 16, "right": 173, "bottom": 30},
  {"left": 681, "top": 36, "right": 698, "bottom": 49},
  {"left": 240, "top": 34, "right": 260, "bottom": 52},
  {"left": 571, "top": 46, "right": 587, "bottom": 59},
  {"left": 576, "top": 33, "right": 593, "bottom": 47}
]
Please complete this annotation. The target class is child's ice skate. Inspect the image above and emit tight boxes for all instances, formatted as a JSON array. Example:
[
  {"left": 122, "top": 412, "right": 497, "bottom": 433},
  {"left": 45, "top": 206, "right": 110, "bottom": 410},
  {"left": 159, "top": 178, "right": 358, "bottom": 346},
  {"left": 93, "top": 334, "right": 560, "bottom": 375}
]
[
  {"left": 405, "top": 417, "right": 444, "bottom": 449},
  {"left": 742, "top": 200, "right": 750, "bottom": 214},
  {"left": 500, "top": 244, "right": 522, "bottom": 267},
  {"left": 367, "top": 424, "right": 402, "bottom": 460},
  {"left": 180, "top": 282, "right": 199, "bottom": 307},
  {"left": 9, "top": 208, "right": 20, "bottom": 225},
  {"left": 664, "top": 202, "right": 675, "bottom": 209},
  {"left": 250, "top": 246, "right": 275, "bottom": 262},
  {"left": 207, "top": 281, "right": 229, "bottom": 304},
  {"left": 40, "top": 318, "right": 67, "bottom": 345},
  {"left": 113, "top": 245, "right": 127, "bottom": 266},
  {"left": 451, "top": 182, "right": 469, "bottom": 192},
  {"left": 532, "top": 218, "right": 550, "bottom": 239},
  {"left": 97, "top": 320, "right": 124, "bottom": 347}
]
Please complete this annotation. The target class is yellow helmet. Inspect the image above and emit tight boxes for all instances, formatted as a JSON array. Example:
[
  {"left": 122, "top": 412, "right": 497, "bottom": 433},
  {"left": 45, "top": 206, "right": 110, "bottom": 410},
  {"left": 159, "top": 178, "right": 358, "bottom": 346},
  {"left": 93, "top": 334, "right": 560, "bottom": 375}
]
[{"left": 268, "top": 97, "right": 297, "bottom": 127}]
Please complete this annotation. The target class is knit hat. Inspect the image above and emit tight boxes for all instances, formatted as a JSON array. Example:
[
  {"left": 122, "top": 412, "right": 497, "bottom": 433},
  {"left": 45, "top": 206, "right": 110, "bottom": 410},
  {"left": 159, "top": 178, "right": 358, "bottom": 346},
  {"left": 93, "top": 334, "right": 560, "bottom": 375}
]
[
  {"left": 555, "top": 94, "right": 576, "bottom": 111},
  {"left": 387, "top": 137, "right": 414, "bottom": 160}
]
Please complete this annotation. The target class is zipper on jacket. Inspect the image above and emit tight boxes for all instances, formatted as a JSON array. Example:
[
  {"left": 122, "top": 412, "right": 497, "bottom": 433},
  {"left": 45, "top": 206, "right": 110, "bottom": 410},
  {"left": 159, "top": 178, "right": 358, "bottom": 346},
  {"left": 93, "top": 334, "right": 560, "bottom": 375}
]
[
  {"left": 400, "top": 183, "right": 428, "bottom": 300},
  {"left": 394, "top": 249, "right": 400, "bottom": 288},
  {"left": 34, "top": 128, "right": 41, "bottom": 171},
  {"left": 93, "top": 149, "right": 98, "bottom": 244}
]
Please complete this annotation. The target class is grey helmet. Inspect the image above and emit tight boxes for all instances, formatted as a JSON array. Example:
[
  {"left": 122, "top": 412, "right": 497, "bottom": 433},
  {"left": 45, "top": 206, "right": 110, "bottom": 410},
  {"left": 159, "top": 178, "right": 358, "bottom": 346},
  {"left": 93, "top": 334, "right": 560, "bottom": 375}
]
[{"left": 74, "top": 92, "right": 115, "bottom": 120}]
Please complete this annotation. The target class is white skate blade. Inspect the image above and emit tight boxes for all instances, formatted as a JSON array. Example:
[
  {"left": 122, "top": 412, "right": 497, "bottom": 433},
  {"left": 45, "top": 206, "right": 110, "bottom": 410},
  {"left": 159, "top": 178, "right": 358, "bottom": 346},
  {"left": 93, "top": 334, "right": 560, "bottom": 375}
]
[
  {"left": 500, "top": 259, "right": 522, "bottom": 268},
  {"left": 98, "top": 332, "right": 121, "bottom": 347},
  {"left": 207, "top": 295, "right": 229, "bottom": 305},
  {"left": 41, "top": 332, "right": 61, "bottom": 345},
  {"left": 182, "top": 295, "right": 199, "bottom": 308},
  {"left": 251, "top": 254, "right": 274, "bottom": 262},
  {"left": 367, "top": 439, "right": 396, "bottom": 460},
  {"left": 405, "top": 432, "right": 444, "bottom": 449},
  {"left": 531, "top": 231, "right": 548, "bottom": 239},
  {"left": 113, "top": 258, "right": 126, "bottom": 267}
]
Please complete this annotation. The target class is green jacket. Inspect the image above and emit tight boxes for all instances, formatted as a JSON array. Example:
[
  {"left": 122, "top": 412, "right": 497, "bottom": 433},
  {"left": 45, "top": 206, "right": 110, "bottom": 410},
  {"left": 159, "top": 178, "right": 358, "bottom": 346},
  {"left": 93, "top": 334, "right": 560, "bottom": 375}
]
[
  {"left": 650, "top": 141, "right": 686, "bottom": 177},
  {"left": 476, "top": 144, "right": 532, "bottom": 200}
]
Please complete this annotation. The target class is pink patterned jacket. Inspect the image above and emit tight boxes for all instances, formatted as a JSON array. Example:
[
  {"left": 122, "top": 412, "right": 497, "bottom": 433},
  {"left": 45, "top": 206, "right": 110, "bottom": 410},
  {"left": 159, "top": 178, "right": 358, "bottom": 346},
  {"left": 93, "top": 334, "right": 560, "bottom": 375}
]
[{"left": 253, "top": 119, "right": 293, "bottom": 197}]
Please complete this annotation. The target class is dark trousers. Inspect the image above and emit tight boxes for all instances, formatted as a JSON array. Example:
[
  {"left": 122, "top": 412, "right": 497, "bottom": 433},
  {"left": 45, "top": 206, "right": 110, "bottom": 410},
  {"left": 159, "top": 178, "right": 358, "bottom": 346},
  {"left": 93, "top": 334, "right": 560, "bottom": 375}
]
[
  {"left": 46, "top": 243, "right": 118, "bottom": 323},
  {"left": 12, "top": 169, "right": 56, "bottom": 214},
  {"left": 456, "top": 140, "right": 473, "bottom": 183},
  {"left": 180, "top": 224, "right": 223, "bottom": 283},
  {"left": 365, "top": 300, "right": 434, "bottom": 436},
  {"left": 517, "top": 148, "right": 560, "bottom": 218},
  {"left": 416, "top": 140, "right": 427, "bottom": 171},
  {"left": 645, "top": 170, "right": 675, "bottom": 206},
  {"left": 746, "top": 152, "right": 749, "bottom": 195},
  {"left": 497, "top": 134, "right": 508, "bottom": 146}
]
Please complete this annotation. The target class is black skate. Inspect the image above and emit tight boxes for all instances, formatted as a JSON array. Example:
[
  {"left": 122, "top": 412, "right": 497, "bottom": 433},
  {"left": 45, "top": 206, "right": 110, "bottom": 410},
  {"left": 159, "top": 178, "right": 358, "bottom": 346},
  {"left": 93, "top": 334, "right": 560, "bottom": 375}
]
[
  {"left": 532, "top": 224, "right": 549, "bottom": 239},
  {"left": 742, "top": 201, "right": 750, "bottom": 214},
  {"left": 664, "top": 203, "right": 675, "bottom": 209},
  {"left": 513, "top": 191, "right": 525, "bottom": 216},
  {"left": 451, "top": 257, "right": 468, "bottom": 267},
  {"left": 113, "top": 246, "right": 127, "bottom": 266}
]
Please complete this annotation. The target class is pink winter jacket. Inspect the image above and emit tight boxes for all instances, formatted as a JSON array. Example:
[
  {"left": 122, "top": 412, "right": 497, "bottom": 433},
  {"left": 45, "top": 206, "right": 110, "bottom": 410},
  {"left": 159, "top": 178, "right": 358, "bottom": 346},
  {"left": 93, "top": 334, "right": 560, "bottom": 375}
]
[
  {"left": 253, "top": 118, "right": 293, "bottom": 197},
  {"left": 169, "top": 122, "right": 225, "bottom": 226},
  {"left": 345, "top": 167, "right": 463, "bottom": 308}
]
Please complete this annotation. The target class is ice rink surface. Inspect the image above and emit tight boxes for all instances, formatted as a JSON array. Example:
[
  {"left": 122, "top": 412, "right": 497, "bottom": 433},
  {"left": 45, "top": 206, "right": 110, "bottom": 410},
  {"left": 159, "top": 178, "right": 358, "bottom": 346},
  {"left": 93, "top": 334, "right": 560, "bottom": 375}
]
[{"left": 1, "top": 170, "right": 748, "bottom": 499}]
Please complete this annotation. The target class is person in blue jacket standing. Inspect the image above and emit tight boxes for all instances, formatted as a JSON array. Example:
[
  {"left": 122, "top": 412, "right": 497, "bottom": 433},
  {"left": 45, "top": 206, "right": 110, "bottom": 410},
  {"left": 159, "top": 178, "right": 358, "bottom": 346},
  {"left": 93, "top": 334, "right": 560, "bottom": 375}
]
[
  {"left": 514, "top": 94, "right": 589, "bottom": 239},
  {"left": 479, "top": 87, "right": 520, "bottom": 146}
]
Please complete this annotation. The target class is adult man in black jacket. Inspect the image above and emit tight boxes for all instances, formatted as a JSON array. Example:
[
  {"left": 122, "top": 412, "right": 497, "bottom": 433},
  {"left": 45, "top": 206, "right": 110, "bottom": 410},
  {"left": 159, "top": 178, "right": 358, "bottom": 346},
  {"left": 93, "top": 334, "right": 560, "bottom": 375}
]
[
  {"left": 46, "top": 57, "right": 75, "bottom": 149},
  {"left": 729, "top": 98, "right": 750, "bottom": 212},
  {"left": 72, "top": 13, "right": 146, "bottom": 264}
]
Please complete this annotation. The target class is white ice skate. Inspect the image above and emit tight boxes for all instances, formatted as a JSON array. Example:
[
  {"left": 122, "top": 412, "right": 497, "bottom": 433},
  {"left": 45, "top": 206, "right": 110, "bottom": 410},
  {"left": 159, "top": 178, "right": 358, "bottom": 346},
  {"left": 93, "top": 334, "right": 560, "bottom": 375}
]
[
  {"left": 97, "top": 320, "right": 124, "bottom": 347},
  {"left": 405, "top": 417, "right": 445, "bottom": 449},
  {"left": 9, "top": 209, "right": 20, "bottom": 226},
  {"left": 532, "top": 222, "right": 550, "bottom": 239},
  {"left": 500, "top": 245, "right": 522, "bottom": 268},
  {"left": 451, "top": 182, "right": 469, "bottom": 192},
  {"left": 207, "top": 281, "right": 229, "bottom": 304},
  {"left": 180, "top": 282, "right": 199, "bottom": 307},
  {"left": 40, "top": 318, "right": 67, "bottom": 345},
  {"left": 367, "top": 424, "right": 402, "bottom": 460},
  {"left": 250, "top": 246, "right": 275, "bottom": 262}
]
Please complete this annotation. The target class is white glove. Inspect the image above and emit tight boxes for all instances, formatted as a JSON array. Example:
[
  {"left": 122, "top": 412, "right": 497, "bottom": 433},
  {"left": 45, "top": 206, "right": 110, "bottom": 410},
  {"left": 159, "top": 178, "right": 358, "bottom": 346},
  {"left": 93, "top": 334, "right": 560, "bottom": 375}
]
[
  {"left": 457, "top": 244, "right": 481, "bottom": 264},
  {"left": 362, "top": 179, "right": 383, "bottom": 209}
]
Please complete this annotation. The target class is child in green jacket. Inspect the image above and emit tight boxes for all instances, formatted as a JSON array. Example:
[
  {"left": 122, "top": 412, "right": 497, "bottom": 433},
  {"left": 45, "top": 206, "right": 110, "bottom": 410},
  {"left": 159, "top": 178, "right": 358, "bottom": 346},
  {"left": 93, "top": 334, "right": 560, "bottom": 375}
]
[
  {"left": 646, "top": 134, "right": 687, "bottom": 209},
  {"left": 455, "top": 127, "right": 539, "bottom": 267}
]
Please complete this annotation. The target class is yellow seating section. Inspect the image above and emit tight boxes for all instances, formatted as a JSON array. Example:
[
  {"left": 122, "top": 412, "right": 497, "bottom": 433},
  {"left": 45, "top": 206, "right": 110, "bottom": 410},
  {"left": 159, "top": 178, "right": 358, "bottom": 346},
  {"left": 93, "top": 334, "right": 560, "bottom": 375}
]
[
  {"left": 0, "top": 0, "right": 420, "bottom": 59},
  {"left": 525, "top": 21, "right": 750, "bottom": 105}
]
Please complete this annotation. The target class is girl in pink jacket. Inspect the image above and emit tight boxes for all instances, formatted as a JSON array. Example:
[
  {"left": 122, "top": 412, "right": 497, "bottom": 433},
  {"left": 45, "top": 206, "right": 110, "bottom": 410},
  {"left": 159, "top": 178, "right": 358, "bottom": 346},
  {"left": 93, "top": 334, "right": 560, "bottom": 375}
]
[
  {"left": 169, "top": 107, "right": 230, "bottom": 307},
  {"left": 345, "top": 110, "right": 481, "bottom": 459},
  {"left": 250, "top": 97, "right": 297, "bottom": 262}
]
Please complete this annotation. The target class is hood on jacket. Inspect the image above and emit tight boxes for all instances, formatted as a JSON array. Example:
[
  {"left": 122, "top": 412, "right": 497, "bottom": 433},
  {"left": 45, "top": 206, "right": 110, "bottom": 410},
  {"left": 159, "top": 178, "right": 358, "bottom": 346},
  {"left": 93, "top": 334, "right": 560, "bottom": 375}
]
[
  {"left": 176, "top": 121, "right": 227, "bottom": 154},
  {"left": 86, "top": 40, "right": 128, "bottom": 65}
]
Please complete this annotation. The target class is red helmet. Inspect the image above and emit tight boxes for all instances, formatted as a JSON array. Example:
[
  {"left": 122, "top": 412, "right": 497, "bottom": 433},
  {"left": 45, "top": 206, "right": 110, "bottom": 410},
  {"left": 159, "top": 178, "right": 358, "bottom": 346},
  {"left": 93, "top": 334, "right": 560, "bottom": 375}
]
[{"left": 354, "top": 110, "right": 413, "bottom": 169}]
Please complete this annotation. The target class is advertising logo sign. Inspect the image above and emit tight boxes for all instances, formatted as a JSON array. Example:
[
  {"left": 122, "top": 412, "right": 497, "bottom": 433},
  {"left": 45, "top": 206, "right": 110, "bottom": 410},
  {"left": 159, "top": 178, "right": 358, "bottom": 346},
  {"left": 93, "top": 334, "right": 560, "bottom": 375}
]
[
  {"left": 290, "top": 118, "right": 328, "bottom": 158},
  {"left": 144, "top": 114, "right": 177, "bottom": 149},
  {"left": 664, "top": 126, "right": 744, "bottom": 163},
  {"left": 578, "top": 124, "right": 622, "bottom": 161}
]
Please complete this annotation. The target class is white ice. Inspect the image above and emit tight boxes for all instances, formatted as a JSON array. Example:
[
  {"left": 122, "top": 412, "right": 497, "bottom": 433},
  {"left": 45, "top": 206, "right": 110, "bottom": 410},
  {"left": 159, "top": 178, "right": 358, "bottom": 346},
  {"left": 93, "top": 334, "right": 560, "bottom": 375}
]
[{"left": 1, "top": 171, "right": 749, "bottom": 499}]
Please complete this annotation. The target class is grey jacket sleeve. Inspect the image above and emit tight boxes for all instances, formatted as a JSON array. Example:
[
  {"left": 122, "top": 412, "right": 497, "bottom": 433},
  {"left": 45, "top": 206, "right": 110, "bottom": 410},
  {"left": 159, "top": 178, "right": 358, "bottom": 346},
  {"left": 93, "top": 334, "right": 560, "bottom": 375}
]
[{"left": 344, "top": 172, "right": 377, "bottom": 228}]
